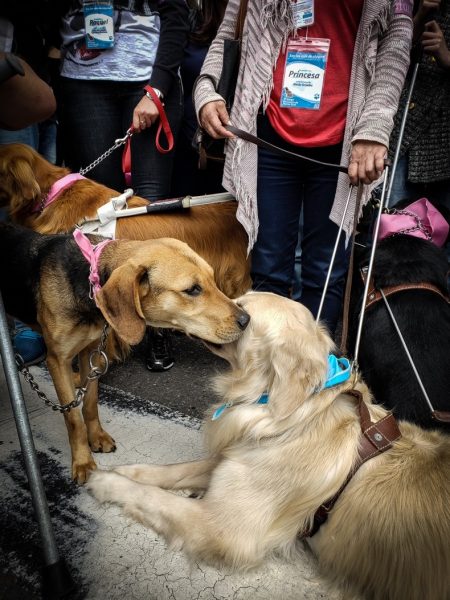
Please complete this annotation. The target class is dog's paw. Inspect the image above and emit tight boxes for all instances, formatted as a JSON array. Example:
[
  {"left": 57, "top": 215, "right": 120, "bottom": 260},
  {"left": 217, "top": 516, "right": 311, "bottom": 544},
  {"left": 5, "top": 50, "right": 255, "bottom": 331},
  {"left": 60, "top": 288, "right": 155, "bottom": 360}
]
[
  {"left": 89, "top": 429, "right": 116, "bottom": 453},
  {"left": 86, "top": 469, "right": 130, "bottom": 504},
  {"left": 72, "top": 457, "right": 97, "bottom": 485}
]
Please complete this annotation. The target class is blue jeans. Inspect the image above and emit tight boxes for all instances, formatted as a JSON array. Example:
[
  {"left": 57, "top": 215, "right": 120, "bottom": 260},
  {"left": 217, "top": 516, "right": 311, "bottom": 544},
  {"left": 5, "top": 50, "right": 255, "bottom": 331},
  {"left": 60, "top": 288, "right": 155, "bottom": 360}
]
[
  {"left": 59, "top": 77, "right": 183, "bottom": 200},
  {"left": 252, "top": 116, "right": 349, "bottom": 334}
]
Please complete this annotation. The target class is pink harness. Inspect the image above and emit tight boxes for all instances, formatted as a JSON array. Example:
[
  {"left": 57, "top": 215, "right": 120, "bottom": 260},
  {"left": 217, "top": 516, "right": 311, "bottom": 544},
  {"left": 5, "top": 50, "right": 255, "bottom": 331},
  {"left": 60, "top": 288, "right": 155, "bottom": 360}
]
[
  {"left": 73, "top": 229, "right": 112, "bottom": 302},
  {"left": 378, "top": 198, "right": 449, "bottom": 248},
  {"left": 33, "top": 173, "right": 86, "bottom": 213}
]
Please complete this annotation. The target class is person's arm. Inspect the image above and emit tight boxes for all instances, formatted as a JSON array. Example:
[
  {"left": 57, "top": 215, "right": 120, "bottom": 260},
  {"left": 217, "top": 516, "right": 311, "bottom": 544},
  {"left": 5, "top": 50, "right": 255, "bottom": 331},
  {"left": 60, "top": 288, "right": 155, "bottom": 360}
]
[
  {"left": 348, "top": 9, "right": 413, "bottom": 185},
  {"left": 194, "top": 0, "right": 240, "bottom": 140},
  {"left": 132, "top": 0, "right": 190, "bottom": 132},
  {"left": 0, "top": 53, "right": 56, "bottom": 130},
  {"left": 149, "top": 0, "right": 190, "bottom": 96}
]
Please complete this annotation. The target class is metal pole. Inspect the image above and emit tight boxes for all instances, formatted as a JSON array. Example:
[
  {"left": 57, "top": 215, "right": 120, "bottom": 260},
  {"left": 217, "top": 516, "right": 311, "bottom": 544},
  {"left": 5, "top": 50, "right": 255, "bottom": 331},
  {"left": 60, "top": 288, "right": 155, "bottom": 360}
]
[
  {"left": 0, "top": 292, "right": 75, "bottom": 598},
  {"left": 353, "top": 165, "right": 390, "bottom": 369}
]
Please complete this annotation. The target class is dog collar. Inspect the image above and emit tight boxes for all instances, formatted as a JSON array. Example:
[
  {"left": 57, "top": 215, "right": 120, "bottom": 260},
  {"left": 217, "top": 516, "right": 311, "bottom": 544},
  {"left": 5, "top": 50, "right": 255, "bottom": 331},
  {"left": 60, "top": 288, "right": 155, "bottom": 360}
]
[
  {"left": 322, "top": 355, "right": 352, "bottom": 390},
  {"left": 34, "top": 173, "right": 86, "bottom": 213},
  {"left": 211, "top": 393, "right": 269, "bottom": 421},
  {"left": 73, "top": 229, "right": 112, "bottom": 300},
  {"left": 211, "top": 356, "right": 351, "bottom": 421}
]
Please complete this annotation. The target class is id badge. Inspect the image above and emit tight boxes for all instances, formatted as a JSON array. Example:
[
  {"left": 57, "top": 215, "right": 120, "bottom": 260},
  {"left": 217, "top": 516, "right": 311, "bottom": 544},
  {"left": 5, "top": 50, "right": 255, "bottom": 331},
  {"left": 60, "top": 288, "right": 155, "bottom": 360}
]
[
  {"left": 280, "top": 38, "right": 330, "bottom": 110},
  {"left": 83, "top": 0, "right": 115, "bottom": 49},
  {"left": 290, "top": 0, "right": 314, "bottom": 29}
]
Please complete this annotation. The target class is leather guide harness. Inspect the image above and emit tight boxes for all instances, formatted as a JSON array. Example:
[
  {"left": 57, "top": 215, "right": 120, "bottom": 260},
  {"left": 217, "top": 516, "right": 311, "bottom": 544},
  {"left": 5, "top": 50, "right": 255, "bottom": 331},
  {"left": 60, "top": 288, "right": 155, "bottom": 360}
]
[
  {"left": 302, "top": 389, "right": 401, "bottom": 538},
  {"left": 361, "top": 267, "right": 450, "bottom": 310}
]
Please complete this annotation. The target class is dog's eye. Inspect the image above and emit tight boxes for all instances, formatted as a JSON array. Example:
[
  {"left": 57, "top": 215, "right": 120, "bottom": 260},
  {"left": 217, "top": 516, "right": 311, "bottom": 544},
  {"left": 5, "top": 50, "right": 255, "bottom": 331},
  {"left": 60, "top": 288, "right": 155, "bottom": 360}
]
[{"left": 183, "top": 284, "right": 202, "bottom": 296}]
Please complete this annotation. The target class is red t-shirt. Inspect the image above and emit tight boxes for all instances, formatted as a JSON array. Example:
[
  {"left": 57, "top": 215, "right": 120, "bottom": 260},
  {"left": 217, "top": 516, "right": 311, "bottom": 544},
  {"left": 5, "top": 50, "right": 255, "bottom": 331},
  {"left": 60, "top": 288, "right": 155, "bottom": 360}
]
[{"left": 266, "top": 0, "right": 364, "bottom": 147}]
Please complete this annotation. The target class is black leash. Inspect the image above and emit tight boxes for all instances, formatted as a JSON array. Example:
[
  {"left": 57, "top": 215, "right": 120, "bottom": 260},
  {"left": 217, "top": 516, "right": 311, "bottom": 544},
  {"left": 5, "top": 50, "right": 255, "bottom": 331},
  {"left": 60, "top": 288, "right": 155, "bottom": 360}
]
[
  {"left": 226, "top": 124, "right": 349, "bottom": 174},
  {"left": 226, "top": 125, "right": 392, "bottom": 175}
]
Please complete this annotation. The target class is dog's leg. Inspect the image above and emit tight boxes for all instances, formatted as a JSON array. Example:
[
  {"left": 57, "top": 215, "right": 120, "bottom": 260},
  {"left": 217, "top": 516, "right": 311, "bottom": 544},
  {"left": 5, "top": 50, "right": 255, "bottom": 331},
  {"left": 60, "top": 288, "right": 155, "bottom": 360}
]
[
  {"left": 46, "top": 351, "right": 96, "bottom": 483},
  {"left": 78, "top": 346, "right": 116, "bottom": 454},
  {"left": 89, "top": 466, "right": 276, "bottom": 567},
  {"left": 88, "top": 470, "right": 247, "bottom": 563},
  {"left": 114, "top": 458, "right": 218, "bottom": 490}
]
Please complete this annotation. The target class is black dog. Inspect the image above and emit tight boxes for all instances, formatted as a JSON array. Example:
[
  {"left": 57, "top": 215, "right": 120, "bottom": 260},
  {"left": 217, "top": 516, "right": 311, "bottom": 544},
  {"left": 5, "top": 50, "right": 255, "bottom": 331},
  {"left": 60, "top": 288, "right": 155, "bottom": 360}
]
[{"left": 348, "top": 202, "right": 450, "bottom": 431}]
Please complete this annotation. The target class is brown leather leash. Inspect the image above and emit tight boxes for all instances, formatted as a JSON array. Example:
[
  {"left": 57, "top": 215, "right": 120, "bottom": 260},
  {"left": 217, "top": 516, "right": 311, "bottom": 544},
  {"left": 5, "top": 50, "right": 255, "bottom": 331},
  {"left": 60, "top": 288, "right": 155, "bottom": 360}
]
[
  {"left": 302, "top": 389, "right": 401, "bottom": 538},
  {"left": 226, "top": 125, "right": 351, "bottom": 173}
]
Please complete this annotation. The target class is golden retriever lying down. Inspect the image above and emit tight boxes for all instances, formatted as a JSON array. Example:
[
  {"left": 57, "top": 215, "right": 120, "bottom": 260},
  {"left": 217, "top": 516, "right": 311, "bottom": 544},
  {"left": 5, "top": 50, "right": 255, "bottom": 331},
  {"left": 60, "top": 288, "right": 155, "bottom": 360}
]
[{"left": 88, "top": 292, "right": 450, "bottom": 600}]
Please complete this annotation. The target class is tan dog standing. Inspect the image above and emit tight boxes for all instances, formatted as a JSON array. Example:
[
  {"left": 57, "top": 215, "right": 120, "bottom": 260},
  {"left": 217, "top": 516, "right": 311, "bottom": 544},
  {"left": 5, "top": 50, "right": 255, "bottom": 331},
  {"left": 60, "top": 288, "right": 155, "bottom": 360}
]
[{"left": 0, "top": 223, "right": 249, "bottom": 482}]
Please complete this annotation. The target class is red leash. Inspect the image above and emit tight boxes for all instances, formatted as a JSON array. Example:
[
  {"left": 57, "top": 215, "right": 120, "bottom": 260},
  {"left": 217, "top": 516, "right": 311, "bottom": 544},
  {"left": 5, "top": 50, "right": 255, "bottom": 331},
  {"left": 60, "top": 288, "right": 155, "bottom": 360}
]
[{"left": 122, "top": 85, "right": 174, "bottom": 185}]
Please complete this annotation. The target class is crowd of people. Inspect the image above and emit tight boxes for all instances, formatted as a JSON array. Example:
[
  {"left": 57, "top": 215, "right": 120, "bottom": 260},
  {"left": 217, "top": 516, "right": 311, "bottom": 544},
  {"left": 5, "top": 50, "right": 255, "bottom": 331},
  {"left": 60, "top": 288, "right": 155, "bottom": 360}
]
[{"left": 1, "top": 0, "right": 449, "bottom": 368}]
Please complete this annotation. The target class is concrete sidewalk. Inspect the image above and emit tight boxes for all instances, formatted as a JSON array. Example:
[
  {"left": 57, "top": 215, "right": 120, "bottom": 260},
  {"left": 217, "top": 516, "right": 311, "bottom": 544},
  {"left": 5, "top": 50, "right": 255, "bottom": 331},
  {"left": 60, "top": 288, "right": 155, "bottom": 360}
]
[{"left": 0, "top": 361, "right": 342, "bottom": 600}]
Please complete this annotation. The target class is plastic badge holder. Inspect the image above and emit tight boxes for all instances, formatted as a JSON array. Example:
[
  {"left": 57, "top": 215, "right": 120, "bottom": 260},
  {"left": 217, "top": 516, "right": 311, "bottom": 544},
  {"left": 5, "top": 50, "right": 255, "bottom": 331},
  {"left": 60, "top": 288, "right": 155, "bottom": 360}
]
[{"left": 280, "top": 37, "right": 330, "bottom": 110}]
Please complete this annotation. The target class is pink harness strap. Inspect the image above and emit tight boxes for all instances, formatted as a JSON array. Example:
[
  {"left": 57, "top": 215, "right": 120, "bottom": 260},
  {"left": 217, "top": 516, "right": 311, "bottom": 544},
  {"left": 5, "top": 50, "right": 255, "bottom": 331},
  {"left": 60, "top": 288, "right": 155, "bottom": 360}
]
[
  {"left": 34, "top": 173, "right": 86, "bottom": 213},
  {"left": 73, "top": 229, "right": 112, "bottom": 301}
]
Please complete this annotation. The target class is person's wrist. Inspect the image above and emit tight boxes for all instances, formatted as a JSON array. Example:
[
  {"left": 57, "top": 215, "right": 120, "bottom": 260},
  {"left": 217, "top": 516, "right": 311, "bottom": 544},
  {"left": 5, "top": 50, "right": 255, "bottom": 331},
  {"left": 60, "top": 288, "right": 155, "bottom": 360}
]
[
  {"left": 439, "top": 49, "right": 450, "bottom": 69},
  {"left": 145, "top": 87, "right": 164, "bottom": 101}
]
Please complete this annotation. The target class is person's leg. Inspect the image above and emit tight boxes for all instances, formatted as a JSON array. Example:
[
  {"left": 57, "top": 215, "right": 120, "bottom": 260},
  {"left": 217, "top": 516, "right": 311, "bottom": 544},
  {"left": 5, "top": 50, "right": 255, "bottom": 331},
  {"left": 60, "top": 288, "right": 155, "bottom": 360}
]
[
  {"left": 387, "top": 153, "right": 421, "bottom": 208},
  {"left": 59, "top": 77, "right": 126, "bottom": 191},
  {"left": 251, "top": 117, "right": 304, "bottom": 297},
  {"left": 0, "top": 124, "right": 39, "bottom": 149},
  {"left": 301, "top": 144, "right": 349, "bottom": 335},
  {"left": 38, "top": 117, "right": 58, "bottom": 164},
  {"left": 125, "top": 78, "right": 183, "bottom": 200},
  {"left": 0, "top": 126, "right": 46, "bottom": 362}
]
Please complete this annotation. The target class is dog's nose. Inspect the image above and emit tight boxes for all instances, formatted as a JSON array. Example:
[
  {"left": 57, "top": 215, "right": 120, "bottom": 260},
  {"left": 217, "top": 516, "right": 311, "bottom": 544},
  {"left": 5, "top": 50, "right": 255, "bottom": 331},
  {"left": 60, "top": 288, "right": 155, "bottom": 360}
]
[{"left": 237, "top": 311, "right": 250, "bottom": 330}]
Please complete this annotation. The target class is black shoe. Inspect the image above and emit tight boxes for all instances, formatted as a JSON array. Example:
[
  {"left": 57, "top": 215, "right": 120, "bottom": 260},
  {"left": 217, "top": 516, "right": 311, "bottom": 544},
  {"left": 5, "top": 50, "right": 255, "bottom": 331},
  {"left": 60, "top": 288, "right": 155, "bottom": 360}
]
[{"left": 146, "top": 328, "right": 174, "bottom": 372}]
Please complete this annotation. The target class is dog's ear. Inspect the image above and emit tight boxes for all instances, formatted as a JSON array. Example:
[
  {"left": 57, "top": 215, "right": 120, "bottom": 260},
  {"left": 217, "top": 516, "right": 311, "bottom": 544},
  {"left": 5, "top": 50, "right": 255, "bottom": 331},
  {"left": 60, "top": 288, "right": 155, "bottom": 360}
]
[
  {"left": 7, "top": 157, "right": 41, "bottom": 213},
  {"left": 95, "top": 261, "right": 148, "bottom": 345},
  {"left": 268, "top": 322, "right": 332, "bottom": 420}
]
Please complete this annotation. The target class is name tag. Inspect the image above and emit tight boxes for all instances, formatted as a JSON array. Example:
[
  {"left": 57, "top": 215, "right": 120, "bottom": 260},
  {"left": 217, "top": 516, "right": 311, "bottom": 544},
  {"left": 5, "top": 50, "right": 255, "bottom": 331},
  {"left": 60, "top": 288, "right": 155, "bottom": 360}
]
[
  {"left": 290, "top": 0, "right": 314, "bottom": 29},
  {"left": 83, "top": 1, "right": 115, "bottom": 49},
  {"left": 280, "top": 38, "right": 330, "bottom": 110}
]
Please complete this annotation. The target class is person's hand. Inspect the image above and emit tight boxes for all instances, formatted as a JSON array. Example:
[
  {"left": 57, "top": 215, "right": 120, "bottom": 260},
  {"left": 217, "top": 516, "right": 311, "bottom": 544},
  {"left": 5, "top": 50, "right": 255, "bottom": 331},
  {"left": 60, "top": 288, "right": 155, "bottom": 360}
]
[
  {"left": 132, "top": 95, "right": 160, "bottom": 132},
  {"left": 348, "top": 141, "right": 388, "bottom": 186},
  {"left": 413, "top": 0, "right": 441, "bottom": 41},
  {"left": 199, "top": 100, "right": 234, "bottom": 139},
  {"left": 422, "top": 21, "right": 450, "bottom": 68},
  {"left": 418, "top": 0, "right": 441, "bottom": 14}
]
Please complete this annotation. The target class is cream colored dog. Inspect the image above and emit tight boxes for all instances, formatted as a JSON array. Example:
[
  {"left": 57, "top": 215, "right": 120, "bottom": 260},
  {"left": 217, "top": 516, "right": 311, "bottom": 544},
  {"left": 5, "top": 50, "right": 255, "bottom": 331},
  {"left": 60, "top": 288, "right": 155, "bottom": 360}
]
[{"left": 88, "top": 292, "right": 450, "bottom": 600}]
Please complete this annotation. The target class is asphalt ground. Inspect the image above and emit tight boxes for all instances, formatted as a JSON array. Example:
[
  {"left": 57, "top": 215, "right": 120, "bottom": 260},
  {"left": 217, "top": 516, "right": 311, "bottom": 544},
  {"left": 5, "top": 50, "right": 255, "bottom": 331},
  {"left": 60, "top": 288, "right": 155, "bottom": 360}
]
[{"left": 102, "top": 330, "right": 227, "bottom": 419}]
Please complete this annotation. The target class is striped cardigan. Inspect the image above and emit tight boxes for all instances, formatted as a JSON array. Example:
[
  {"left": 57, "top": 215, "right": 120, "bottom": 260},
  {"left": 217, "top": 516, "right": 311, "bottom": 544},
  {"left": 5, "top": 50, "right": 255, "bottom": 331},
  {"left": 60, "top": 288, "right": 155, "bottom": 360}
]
[{"left": 194, "top": 0, "right": 413, "bottom": 249}]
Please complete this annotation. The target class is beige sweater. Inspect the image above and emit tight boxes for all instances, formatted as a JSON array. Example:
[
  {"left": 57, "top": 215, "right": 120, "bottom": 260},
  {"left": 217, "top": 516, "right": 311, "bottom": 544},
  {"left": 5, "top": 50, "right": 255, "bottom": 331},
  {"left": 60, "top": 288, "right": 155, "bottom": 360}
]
[{"left": 194, "top": 0, "right": 413, "bottom": 249}]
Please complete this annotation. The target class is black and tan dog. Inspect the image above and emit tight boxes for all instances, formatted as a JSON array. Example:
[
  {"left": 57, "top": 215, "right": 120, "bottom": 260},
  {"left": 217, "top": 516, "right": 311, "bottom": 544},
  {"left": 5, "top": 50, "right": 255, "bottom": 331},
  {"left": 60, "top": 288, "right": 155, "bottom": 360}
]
[{"left": 0, "top": 223, "right": 250, "bottom": 482}]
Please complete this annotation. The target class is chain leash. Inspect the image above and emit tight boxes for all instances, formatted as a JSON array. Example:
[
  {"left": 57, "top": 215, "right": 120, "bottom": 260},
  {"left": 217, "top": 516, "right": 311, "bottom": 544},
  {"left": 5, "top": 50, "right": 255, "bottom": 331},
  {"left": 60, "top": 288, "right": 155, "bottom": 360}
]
[
  {"left": 79, "top": 129, "right": 133, "bottom": 176},
  {"left": 15, "top": 323, "right": 110, "bottom": 414}
]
